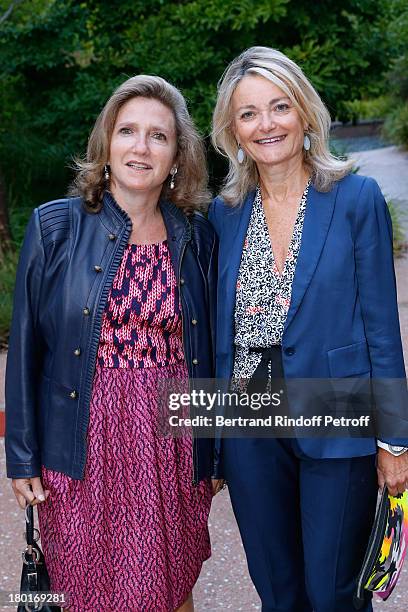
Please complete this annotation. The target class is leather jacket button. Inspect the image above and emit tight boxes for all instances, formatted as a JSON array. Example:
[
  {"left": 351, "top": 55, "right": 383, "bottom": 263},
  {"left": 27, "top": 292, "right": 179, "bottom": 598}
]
[
  {"left": 108, "top": 233, "right": 116, "bottom": 241},
  {"left": 192, "top": 358, "right": 198, "bottom": 365},
  {"left": 284, "top": 347, "right": 295, "bottom": 356},
  {"left": 74, "top": 348, "right": 81, "bottom": 356},
  {"left": 94, "top": 265, "right": 102, "bottom": 272},
  {"left": 180, "top": 278, "right": 185, "bottom": 285},
  {"left": 191, "top": 319, "right": 197, "bottom": 325},
  {"left": 83, "top": 307, "right": 90, "bottom": 316},
  {"left": 69, "top": 390, "right": 77, "bottom": 399}
]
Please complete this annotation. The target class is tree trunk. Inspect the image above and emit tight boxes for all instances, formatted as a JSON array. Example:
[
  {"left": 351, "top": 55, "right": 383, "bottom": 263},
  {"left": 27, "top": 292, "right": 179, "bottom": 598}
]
[{"left": 0, "top": 171, "right": 13, "bottom": 255}]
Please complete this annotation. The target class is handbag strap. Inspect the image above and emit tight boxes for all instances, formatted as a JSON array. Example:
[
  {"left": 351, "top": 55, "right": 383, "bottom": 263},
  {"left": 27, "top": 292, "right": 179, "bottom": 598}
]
[{"left": 25, "top": 503, "right": 35, "bottom": 546}]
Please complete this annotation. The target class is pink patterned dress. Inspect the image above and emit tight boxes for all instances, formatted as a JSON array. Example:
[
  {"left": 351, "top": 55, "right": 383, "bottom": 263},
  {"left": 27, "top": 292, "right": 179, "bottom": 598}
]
[{"left": 38, "top": 240, "right": 212, "bottom": 612}]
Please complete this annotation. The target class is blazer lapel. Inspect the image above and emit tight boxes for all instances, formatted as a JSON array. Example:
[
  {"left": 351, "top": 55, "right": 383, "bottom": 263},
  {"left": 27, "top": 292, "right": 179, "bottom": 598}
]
[
  {"left": 222, "top": 191, "right": 256, "bottom": 298},
  {"left": 284, "top": 182, "right": 338, "bottom": 334},
  {"left": 218, "top": 191, "right": 255, "bottom": 374}
]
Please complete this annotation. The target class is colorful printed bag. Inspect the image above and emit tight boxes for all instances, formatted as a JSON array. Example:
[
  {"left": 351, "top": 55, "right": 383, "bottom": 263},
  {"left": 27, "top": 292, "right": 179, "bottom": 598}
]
[{"left": 354, "top": 488, "right": 408, "bottom": 608}]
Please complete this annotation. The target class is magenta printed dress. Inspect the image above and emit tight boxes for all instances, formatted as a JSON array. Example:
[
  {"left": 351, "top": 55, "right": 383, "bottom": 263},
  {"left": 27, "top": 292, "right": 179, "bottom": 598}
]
[{"left": 38, "top": 240, "right": 212, "bottom": 612}]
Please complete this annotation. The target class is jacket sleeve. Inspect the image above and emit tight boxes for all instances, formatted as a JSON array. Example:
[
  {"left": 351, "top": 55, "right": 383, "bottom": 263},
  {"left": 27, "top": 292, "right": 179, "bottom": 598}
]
[
  {"left": 206, "top": 226, "right": 222, "bottom": 479},
  {"left": 207, "top": 200, "right": 224, "bottom": 477},
  {"left": 354, "top": 177, "right": 408, "bottom": 445},
  {"left": 207, "top": 229, "right": 218, "bottom": 374},
  {"left": 5, "top": 208, "right": 46, "bottom": 478}
]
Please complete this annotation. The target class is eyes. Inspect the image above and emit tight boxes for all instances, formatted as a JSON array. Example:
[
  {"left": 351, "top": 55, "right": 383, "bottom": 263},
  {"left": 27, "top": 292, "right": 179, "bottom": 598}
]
[
  {"left": 117, "top": 127, "right": 167, "bottom": 141},
  {"left": 275, "top": 102, "right": 290, "bottom": 113},
  {"left": 240, "top": 111, "right": 255, "bottom": 120},
  {"left": 239, "top": 102, "right": 291, "bottom": 120}
]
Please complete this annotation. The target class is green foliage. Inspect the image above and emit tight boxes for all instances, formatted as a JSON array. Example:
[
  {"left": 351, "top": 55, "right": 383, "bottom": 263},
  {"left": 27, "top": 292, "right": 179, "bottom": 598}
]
[
  {"left": 382, "top": 0, "right": 408, "bottom": 147},
  {"left": 387, "top": 199, "right": 407, "bottom": 256},
  {"left": 0, "top": 249, "right": 18, "bottom": 346},
  {"left": 0, "top": 0, "right": 399, "bottom": 224},
  {"left": 383, "top": 102, "right": 408, "bottom": 147},
  {"left": 387, "top": 0, "right": 408, "bottom": 58},
  {"left": 280, "top": 1, "right": 395, "bottom": 122},
  {"left": 388, "top": 55, "right": 408, "bottom": 101},
  {"left": 342, "top": 96, "right": 392, "bottom": 122}
]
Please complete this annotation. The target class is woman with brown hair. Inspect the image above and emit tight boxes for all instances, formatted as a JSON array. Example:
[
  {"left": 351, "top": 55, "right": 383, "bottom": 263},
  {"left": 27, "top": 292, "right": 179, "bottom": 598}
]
[{"left": 6, "top": 75, "right": 220, "bottom": 611}]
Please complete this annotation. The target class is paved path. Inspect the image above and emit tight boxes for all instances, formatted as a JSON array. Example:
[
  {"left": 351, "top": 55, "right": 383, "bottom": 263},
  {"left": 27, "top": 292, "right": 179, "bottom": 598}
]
[
  {"left": 351, "top": 145, "right": 408, "bottom": 240},
  {"left": 1, "top": 146, "right": 408, "bottom": 610},
  {"left": 350, "top": 145, "right": 408, "bottom": 206}
]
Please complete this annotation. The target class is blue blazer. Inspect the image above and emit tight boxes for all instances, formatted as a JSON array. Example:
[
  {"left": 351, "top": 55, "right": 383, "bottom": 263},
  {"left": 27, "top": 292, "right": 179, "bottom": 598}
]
[{"left": 209, "top": 173, "right": 408, "bottom": 458}]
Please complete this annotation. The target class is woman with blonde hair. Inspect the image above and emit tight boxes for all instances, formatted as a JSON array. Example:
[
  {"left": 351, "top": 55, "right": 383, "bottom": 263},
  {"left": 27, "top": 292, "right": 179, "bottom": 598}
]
[
  {"left": 6, "top": 74, "right": 221, "bottom": 611},
  {"left": 210, "top": 46, "right": 408, "bottom": 611}
]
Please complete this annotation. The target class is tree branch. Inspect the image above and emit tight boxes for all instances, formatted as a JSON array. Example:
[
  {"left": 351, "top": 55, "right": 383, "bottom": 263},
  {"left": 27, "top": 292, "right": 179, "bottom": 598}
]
[{"left": 0, "top": 0, "right": 25, "bottom": 26}]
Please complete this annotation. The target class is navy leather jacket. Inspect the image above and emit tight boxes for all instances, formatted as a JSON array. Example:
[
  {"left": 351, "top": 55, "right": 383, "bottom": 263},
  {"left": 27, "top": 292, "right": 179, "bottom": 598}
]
[{"left": 5, "top": 192, "right": 217, "bottom": 483}]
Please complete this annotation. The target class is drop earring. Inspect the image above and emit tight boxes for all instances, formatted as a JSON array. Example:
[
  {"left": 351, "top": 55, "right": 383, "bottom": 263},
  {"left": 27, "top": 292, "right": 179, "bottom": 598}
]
[
  {"left": 104, "top": 164, "right": 110, "bottom": 181},
  {"left": 303, "top": 134, "right": 311, "bottom": 151},
  {"left": 237, "top": 146, "right": 245, "bottom": 164},
  {"left": 170, "top": 167, "right": 178, "bottom": 190}
]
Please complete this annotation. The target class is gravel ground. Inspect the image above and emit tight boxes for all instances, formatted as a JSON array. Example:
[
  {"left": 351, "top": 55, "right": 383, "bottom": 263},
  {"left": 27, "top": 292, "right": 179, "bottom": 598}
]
[{"left": 1, "top": 146, "right": 408, "bottom": 610}]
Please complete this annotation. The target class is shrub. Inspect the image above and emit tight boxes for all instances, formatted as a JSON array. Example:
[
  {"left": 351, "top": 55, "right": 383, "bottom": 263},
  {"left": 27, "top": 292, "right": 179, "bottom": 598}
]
[
  {"left": 387, "top": 199, "right": 407, "bottom": 256},
  {"left": 383, "top": 102, "right": 408, "bottom": 148},
  {"left": 0, "top": 249, "right": 18, "bottom": 347}
]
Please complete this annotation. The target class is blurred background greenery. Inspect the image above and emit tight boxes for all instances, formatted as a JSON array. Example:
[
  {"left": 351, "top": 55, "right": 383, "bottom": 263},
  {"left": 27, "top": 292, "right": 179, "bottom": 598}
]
[{"left": 0, "top": 0, "right": 407, "bottom": 344}]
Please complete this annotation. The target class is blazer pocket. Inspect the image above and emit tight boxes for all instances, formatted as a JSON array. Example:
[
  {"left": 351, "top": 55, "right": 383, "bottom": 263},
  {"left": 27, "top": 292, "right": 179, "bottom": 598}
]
[{"left": 327, "top": 341, "right": 371, "bottom": 377}]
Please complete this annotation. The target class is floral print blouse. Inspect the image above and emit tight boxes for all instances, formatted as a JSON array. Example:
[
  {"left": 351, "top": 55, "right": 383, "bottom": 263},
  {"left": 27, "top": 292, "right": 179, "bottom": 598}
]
[{"left": 233, "top": 180, "right": 311, "bottom": 381}]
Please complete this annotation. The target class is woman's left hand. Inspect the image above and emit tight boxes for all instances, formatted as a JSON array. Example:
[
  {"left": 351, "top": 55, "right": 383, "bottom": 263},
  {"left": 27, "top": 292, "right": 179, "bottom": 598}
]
[
  {"left": 211, "top": 479, "right": 226, "bottom": 495},
  {"left": 377, "top": 448, "right": 408, "bottom": 496}
]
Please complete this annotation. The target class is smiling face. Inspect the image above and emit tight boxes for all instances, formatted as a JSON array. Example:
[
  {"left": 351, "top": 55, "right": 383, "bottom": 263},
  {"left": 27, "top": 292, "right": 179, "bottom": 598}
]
[
  {"left": 231, "top": 74, "right": 307, "bottom": 172},
  {"left": 109, "top": 96, "right": 177, "bottom": 202}
]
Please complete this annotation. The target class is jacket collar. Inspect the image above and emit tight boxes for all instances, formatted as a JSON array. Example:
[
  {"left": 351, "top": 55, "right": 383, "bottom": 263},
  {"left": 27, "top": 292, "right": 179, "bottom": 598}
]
[
  {"left": 100, "top": 191, "right": 191, "bottom": 240},
  {"left": 100, "top": 191, "right": 133, "bottom": 236},
  {"left": 159, "top": 198, "right": 191, "bottom": 244},
  {"left": 217, "top": 189, "right": 256, "bottom": 379},
  {"left": 221, "top": 189, "right": 256, "bottom": 320},
  {"left": 100, "top": 192, "right": 191, "bottom": 282},
  {"left": 159, "top": 199, "right": 191, "bottom": 283}
]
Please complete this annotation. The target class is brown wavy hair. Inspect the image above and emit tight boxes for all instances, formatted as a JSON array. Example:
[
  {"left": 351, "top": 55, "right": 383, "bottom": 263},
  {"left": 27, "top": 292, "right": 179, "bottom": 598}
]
[{"left": 70, "top": 75, "right": 210, "bottom": 213}]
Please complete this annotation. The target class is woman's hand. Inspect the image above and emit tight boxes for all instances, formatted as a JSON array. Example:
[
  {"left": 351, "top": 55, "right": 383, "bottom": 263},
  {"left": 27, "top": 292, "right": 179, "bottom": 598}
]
[
  {"left": 377, "top": 448, "right": 408, "bottom": 496},
  {"left": 211, "top": 478, "right": 226, "bottom": 495},
  {"left": 12, "top": 477, "right": 50, "bottom": 509}
]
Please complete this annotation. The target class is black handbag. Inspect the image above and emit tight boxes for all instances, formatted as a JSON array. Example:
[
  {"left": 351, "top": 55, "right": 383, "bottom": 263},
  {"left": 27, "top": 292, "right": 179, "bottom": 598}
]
[{"left": 18, "top": 504, "right": 61, "bottom": 612}]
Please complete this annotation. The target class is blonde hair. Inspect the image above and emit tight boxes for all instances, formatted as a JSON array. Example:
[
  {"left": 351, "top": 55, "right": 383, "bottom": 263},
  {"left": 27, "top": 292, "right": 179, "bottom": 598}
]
[
  {"left": 212, "top": 46, "right": 354, "bottom": 204},
  {"left": 71, "top": 75, "right": 210, "bottom": 212}
]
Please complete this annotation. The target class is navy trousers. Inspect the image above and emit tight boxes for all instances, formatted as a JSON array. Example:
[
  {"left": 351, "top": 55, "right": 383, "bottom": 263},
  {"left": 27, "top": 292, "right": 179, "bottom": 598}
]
[{"left": 223, "top": 436, "right": 378, "bottom": 612}]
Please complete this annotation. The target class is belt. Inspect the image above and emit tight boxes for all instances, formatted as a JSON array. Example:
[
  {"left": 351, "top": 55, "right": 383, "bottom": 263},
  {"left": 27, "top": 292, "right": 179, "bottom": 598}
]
[{"left": 246, "top": 345, "right": 283, "bottom": 394}]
